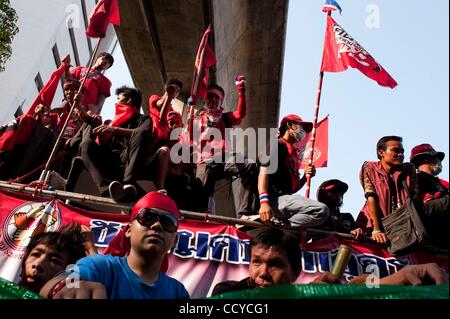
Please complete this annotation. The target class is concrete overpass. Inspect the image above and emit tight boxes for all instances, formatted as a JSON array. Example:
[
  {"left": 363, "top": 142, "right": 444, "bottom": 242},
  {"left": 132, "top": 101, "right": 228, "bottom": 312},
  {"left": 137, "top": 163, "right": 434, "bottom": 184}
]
[{"left": 115, "top": 0, "right": 289, "bottom": 216}]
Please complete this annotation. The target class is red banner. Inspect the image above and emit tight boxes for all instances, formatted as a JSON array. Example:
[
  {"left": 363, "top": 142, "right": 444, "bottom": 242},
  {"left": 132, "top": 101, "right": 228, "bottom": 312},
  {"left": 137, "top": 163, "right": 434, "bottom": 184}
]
[
  {"left": 0, "top": 191, "right": 128, "bottom": 283},
  {"left": 295, "top": 116, "right": 329, "bottom": 169},
  {"left": 86, "top": 0, "right": 121, "bottom": 38},
  {"left": 321, "top": 15, "right": 398, "bottom": 89},
  {"left": 1, "top": 191, "right": 447, "bottom": 298}
]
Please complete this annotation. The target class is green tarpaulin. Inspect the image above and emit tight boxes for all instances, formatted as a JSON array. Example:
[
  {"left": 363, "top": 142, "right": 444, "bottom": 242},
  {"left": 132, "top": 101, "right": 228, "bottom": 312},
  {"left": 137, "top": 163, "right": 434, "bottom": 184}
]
[
  {"left": 210, "top": 283, "right": 449, "bottom": 299},
  {"left": 0, "top": 277, "right": 41, "bottom": 299}
]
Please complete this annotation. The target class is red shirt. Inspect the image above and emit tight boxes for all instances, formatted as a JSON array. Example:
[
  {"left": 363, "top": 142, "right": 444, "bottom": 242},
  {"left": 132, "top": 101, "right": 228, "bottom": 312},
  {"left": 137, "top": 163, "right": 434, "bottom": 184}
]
[
  {"left": 192, "top": 92, "right": 247, "bottom": 163},
  {"left": 71, "top": 66, "right": 111, "bottom": 107},
  {"left": 148, "top": 95, "right": 175, "bottom": 143}
]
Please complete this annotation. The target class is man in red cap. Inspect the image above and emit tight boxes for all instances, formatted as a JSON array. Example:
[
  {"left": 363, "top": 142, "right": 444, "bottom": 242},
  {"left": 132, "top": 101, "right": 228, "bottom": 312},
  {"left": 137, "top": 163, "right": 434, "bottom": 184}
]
[
  {"left": 0, "top": 80, "right": 85, "bottom": 181},
  {"left": 410, "top": 144, "right": 448, "bottom": 248},
  {"left": 257, "top": 114, "right": 329, "bottom": 228},
  {"left": 316, "top": 179, "right": 363, "bottom": 238},
  {"left": 40, "top": 191, "right": 189, "bottom": 299}
]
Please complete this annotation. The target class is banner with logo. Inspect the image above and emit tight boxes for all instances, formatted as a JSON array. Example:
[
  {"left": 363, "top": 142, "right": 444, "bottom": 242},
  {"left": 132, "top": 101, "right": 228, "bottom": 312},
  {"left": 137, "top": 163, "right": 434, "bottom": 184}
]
[
  {"left": 1, "top": 190, "right": 448, "bottom": 299},
  {"left": 0, "top": 191, "right": 129, "bottom": 283}
]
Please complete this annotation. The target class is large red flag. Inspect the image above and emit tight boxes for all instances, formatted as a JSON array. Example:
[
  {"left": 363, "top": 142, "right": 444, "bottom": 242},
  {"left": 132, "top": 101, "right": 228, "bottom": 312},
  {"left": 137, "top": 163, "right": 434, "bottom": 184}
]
[
  {"left": 294, "top": 116, "right": 329, "bottom": 169},
  {"left": 86, "top": 0, "right": 121, "bottom": 38},
  {"left": 321, "top": 15, "right": 398, "bottom": 89},
  {"left": 191, "top": 26, "right": 217, "bottom": 101},
  {"left": 26, "top": 62, "right": 69, "bottom": 116}
]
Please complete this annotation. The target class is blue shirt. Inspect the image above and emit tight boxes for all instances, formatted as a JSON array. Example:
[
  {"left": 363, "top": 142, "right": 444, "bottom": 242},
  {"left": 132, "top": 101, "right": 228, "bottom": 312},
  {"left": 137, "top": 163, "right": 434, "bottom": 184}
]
[{"left": 74, "top": 255, "right": 190, "bottom": 299}]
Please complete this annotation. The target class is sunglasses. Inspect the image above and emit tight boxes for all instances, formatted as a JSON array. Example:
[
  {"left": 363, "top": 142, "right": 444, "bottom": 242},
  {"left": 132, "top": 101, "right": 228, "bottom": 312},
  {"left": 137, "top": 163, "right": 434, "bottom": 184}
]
[{"left": 133, "top": 208, "right": 179, "bottom": 233}]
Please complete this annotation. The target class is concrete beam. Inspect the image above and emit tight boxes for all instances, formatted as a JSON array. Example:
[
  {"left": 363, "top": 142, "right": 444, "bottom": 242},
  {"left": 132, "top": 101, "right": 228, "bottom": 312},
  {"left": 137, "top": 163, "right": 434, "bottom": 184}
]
[{"left": 115, "top": 0, "right": 212, "bottom": 111}]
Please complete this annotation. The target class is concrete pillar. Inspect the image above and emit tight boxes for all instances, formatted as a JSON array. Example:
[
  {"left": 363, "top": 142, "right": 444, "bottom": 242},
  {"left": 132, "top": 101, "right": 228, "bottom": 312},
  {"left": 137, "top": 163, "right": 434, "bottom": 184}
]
[{"left": 211, "top": 0, "right": 289, "bottom": 217}]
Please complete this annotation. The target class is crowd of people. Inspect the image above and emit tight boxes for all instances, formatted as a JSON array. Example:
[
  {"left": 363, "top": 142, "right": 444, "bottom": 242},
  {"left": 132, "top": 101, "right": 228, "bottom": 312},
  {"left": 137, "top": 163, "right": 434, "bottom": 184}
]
[{"left": 0, "top": 52, "right": 448, "bottom": 299}]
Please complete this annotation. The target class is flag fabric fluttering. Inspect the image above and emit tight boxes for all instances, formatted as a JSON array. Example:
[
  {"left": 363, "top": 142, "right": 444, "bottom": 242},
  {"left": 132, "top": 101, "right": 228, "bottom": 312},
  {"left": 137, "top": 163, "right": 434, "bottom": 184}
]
[
  {"left": 295, "top": 117, "right": 329, "bottom": 169},
  {"left": 86, "top": 0, "right": 121, "bottom": 38},
  {"left": 322, "top": 0, "right": 342, "bottom": 15},
  {"left": 321, "top": 15, "right": 398, "bottom": 89},
  {"left": 26, "top": 62, "right": 69, "bottom": 116},
  {"left": 190, "top": 26, "right": 217, "bottom": 101}
]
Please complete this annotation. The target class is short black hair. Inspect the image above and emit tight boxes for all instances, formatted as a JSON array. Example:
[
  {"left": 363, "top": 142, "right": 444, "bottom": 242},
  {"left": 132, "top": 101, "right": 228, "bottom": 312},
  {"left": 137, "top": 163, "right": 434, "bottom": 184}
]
[
  {"left": 249, "top": 227, "right": 302, "bottom": 279},
  {"left": 23, "top": 223, "right": 88, "bottom": 270},
  {"left": 97, "top": 52, "right": 114, "bottom": 68},
  {"left": 376, "top": 136, "right": 403, "bottom": 160},
  {"left": 166, "top": 78, "right": 183, "bottom": 91},
  {"left": 207, "top": 84, "right": 225, "bottom": 97},
  {"left": 115, "top": 86, "right": 142, "bottom": 108}
]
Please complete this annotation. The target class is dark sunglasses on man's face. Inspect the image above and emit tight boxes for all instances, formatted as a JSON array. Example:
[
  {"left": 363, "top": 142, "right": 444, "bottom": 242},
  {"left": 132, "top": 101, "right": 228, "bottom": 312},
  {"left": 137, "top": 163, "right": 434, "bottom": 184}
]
[{"left": 133, "top": 208, "right": 179, "bottom": 233}]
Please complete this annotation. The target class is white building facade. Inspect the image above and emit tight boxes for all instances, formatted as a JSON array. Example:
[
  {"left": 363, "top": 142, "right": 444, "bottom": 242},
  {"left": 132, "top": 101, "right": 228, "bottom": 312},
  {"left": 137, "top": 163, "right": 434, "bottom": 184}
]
[{"left": 0, "top": 0, "right": 117, "bottom": 124}]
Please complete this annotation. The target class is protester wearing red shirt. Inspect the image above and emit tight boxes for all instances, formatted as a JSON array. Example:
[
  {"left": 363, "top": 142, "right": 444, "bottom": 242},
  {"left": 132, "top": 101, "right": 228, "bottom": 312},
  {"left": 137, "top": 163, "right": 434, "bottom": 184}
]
[
  {"left": 148, "top": 79, "right": 183, "bottom": 145},
  {"left": 64, "top": 53, "right": 113, "bottom": 115},
  {"left": 191, "top": 78, "right": 259, "bottom": 217}
]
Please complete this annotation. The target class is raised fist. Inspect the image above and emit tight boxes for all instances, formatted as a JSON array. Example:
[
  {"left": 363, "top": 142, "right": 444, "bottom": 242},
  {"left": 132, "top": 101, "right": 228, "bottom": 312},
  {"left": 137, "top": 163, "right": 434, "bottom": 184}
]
[
  {"left": 235, "top": 75, "right": 246, "bottom": 91},
  {"left": 61, "top": 54, "right": 71, "bottom": 66}
]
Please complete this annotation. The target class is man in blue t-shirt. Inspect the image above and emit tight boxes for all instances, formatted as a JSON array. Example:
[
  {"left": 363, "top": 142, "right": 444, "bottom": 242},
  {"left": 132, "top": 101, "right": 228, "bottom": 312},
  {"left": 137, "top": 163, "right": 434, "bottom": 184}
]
[{"left": 40, "top": 192, "right": 189, "bottom": 299}]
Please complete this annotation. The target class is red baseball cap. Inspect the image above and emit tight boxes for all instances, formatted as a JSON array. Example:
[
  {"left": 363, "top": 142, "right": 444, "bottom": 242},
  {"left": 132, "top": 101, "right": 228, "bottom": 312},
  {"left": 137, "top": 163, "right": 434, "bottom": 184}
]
[
  {"left": 410, "top": 144, "right": 445, "bottom": 166},
  {"left": 279, "top": 114, "right": 313, "bottom": 133}
]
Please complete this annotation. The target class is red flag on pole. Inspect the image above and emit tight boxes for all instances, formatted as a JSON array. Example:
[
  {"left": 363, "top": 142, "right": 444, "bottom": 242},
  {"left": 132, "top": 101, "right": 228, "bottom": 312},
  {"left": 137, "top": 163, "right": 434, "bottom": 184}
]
[
  {"left": 191, "top": 26, "right": 217, "bottom": 101},
  {"left": 86, "top": 0, "right": 121, "bottom": 38},
  {"left": 295, "top": 116, "right": 329, "bottom": 169},
  {"left": 26, "top": 63, "right": 69, "bottom": 116},
  {"left": 321, "top": 15, "right": 398, "bottom": 89}
]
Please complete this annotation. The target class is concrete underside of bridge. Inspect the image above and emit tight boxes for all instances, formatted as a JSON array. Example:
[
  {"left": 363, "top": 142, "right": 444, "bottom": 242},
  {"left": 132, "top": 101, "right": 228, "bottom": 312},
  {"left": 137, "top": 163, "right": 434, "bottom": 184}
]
[{"left": 115, "top": 0, "right": 289, "bottom": 217}]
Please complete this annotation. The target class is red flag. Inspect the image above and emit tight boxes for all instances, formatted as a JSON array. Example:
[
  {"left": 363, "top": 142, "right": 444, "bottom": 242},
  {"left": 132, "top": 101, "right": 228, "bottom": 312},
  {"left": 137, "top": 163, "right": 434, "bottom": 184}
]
[
  {"left": 294, "top": 117, "right": 329, "bottom": 169},
  {"left": 191, "top": 26, "right": 217, "bottom": 100},
  {"left": 321, "top": 15, "right": 398, "bottom": 89},
  {"left": 86, "top": 0, "right": 121, "bottom": 38},
  {"left": 26, "top": 63, "right": 69, "bottom": 116}
]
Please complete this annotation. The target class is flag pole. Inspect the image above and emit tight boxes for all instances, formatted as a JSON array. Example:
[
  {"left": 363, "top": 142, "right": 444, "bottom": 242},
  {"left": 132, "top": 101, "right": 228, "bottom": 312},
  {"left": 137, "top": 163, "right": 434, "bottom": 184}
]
[
  {"left": 305, "top": 11, "right": 331, "bottom": 199},
  {"left": 186, "top": 25, "right": 211, "bottom": 131},
  {"left": 38, "top": 38, "right": 103, "bottom": 185}
]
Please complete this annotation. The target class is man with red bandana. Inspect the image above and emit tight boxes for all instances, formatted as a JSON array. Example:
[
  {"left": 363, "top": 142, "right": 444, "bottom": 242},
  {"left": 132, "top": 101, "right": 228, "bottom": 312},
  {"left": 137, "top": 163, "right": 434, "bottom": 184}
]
[
  {"left": 69, "top": 86, "right": 165, "bottom": 202},
  {"left": 257, "top": 114, "right": 329, "bottom": 228},
  {"left": 355, "top": 136, "right": 418, "bottom": 244},
  {"left": 191, "top": 77, "right": 259, "bottom": 217},
  {"left": 40, "top": 192, "right": 190, "bottom": 299}
]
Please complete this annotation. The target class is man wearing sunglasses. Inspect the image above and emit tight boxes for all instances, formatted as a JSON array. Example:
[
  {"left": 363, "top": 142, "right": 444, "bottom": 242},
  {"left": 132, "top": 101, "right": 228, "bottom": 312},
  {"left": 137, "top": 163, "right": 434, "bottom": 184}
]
[{"left": 40, "top": 192, "right": 190, "bottom": 299}]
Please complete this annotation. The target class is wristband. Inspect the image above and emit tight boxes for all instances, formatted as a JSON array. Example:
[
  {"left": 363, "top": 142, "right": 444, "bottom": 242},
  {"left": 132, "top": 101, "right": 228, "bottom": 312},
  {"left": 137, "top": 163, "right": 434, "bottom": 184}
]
[
  {"left": 259, "top": 193, "right": 269, "bottom": 204},
  {"left": 372, "top": 230, "right": 382, "bottom": 235}
]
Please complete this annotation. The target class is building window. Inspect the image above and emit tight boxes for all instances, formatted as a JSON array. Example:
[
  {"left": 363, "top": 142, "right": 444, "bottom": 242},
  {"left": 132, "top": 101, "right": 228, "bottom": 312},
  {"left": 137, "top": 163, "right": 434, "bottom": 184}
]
[
  {"left": 80, "top": 0, "right": 93, "bottom": 55},
  {"left": 34, "top": 73, "right": 44, "bottom": 92},
  {"left": 68, "top": 26, "right": 81, "bottom": 66}
]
